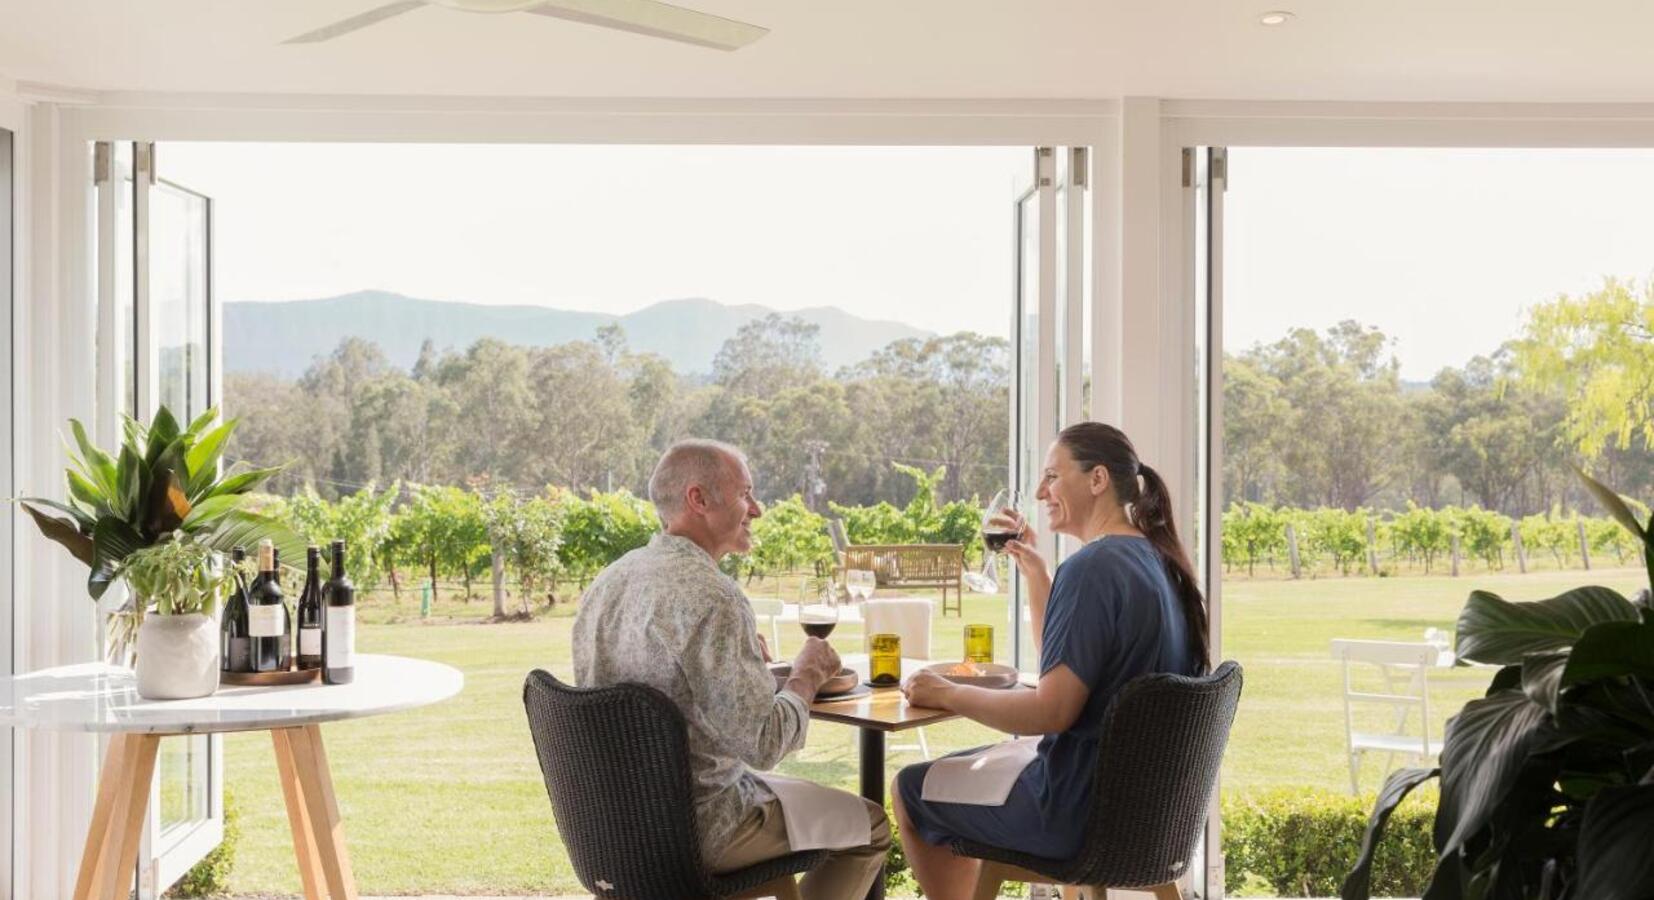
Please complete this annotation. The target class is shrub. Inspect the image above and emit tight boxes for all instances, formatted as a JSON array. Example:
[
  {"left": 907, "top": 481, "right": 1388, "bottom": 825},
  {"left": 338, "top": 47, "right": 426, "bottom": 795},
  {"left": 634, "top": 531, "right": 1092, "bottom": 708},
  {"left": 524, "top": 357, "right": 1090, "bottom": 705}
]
[
  {"left": 167, "top": 789, "right": 240, "bottom": 897},
  {"left": 1222, "top": 788, "right": 1435, "bottom": 898}
]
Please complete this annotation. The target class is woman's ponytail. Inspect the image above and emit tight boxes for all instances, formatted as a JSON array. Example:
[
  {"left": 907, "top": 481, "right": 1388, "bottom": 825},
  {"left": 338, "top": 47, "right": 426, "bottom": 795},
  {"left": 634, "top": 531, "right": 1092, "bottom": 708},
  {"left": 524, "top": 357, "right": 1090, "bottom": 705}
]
[
  {"left": 1133, "top": 463, "right": 1211, "bottom": 673},
  {"left": 1056, "top": 423, "right": 1212, "bottom": 673}
]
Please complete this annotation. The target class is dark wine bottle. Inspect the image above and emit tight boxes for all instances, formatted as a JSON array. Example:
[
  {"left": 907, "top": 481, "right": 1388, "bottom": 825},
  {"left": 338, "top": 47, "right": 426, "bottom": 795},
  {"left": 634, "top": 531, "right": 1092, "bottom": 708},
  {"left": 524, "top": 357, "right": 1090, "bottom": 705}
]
[
  {"left": 221, "top": 546, "right": 252, "bottom": 673},
  {"left": 246, "top": 539, "right": 291, "bottom": 672},
  {"left": 296, "top": 546, "right": 324, "bottom": 671},
  {"left": 322, "top": 540, "right": 356, "bottom": 685}
]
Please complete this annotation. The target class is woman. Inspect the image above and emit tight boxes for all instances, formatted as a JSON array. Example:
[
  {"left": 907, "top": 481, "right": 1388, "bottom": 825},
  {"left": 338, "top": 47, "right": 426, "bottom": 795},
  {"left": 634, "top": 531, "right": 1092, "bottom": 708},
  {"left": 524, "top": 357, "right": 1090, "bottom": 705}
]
[{"left": 892, "top": 422, "right": 1210, "bottom": 899}]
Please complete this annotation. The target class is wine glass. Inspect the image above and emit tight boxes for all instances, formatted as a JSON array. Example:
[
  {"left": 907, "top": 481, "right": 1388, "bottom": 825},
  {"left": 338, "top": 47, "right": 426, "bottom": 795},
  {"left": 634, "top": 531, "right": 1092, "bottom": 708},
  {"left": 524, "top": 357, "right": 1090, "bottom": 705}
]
[
  {"left": 846, "top": 569, "right": 877, "bottom": 603},
  {"left": 798, "top": 576, "right": 840, "bottom": 641},
  {"left": 963, "top": 488, "right": 1023, "bottom": 594}
]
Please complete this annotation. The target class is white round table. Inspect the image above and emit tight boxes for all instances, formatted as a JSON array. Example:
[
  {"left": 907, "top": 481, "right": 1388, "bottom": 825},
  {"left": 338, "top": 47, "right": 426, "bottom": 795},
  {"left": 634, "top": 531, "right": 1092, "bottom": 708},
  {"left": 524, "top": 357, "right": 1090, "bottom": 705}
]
[{"left": 0, "top": 654, "right": 463, "bottom": 900}]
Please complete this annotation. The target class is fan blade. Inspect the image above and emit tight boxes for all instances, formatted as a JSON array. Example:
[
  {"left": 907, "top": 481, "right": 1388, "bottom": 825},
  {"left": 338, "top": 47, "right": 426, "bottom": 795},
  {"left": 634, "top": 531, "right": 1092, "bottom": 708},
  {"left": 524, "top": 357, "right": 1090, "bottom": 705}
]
[
  {"left": 283, "top": 0, "right": 427, "bottom": 44},
  {"left": 525, "top": 0, "right": 767, "bottom": 50}
]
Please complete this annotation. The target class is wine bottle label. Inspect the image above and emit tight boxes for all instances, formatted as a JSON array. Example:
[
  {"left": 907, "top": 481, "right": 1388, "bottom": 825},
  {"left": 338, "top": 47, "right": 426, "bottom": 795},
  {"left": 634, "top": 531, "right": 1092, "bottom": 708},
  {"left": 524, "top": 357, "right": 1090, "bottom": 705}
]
[
  {"left": 300, "top": 626, "right": 322, "bottom": 656},
  {"left": 326, "top": 606, "right": 355, "bottom": 667},
  {"left": 248, "top": 604, "right": 283, "bottom": 637}
]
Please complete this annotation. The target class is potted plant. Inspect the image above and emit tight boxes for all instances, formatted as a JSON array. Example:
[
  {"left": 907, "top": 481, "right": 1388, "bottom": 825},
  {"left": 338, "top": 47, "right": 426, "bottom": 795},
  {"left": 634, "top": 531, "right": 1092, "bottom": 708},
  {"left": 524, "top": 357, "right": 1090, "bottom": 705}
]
[
  {"left": 1343, "top": 469, "right": 1654, "bottom": 900},
  {"left": 118, "top": 534, "right": 247, "bottom": 699},
  {"left": 16, "top": 405, "right": 303, "bottom": 662}
]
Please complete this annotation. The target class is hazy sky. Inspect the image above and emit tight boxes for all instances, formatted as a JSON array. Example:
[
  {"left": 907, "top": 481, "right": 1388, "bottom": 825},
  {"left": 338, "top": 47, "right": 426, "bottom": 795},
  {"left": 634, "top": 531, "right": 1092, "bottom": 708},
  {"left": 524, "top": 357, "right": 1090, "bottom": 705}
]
[
  {"left": 1225, "top": 147, "right": 1654, "bottom": 380},
  {"left": 162, "top": 143, "right": 1654, "bottom": 381},
  {"left": 161, "top": 143, "right": 1029, "bottom": 340}
]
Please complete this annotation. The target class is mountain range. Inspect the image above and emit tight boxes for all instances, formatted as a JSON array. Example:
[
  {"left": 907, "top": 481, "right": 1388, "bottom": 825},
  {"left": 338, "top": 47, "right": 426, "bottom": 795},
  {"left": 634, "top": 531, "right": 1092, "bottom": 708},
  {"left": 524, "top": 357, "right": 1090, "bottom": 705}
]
[{"left": 223, "top": 290, "right": 933, "bottom": 378}]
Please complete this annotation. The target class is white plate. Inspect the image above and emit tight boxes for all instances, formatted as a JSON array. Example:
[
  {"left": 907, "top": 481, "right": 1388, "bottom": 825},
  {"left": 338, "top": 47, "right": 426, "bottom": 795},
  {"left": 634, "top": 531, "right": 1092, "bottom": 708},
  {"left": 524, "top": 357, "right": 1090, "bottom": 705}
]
[{"left": 923, "top": 661, "right": 1019, "bottom": 689}]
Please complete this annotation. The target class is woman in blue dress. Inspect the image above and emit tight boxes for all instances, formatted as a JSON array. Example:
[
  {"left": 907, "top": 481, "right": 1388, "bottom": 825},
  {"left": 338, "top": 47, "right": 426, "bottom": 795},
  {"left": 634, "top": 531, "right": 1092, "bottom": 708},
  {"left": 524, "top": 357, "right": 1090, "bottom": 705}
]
[{"left": 892, "top": 422, "right": 1211, "bottom": 899}]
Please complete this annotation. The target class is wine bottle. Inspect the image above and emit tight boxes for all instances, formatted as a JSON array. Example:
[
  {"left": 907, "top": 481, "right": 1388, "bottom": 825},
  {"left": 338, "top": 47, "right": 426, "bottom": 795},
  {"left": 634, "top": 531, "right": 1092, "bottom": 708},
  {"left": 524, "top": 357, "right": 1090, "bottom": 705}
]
[
  {"left": 246, "top": 539, "right": 291, "bottom": 672},
  {"left": 221, "top": 546, "right": 252, "bottom": 673},
  {"left": 296, "top": 546, "right": 324, "bottom": 671},
  {"left": 322, "top": 540, "right": 356, "bottom": 685}
]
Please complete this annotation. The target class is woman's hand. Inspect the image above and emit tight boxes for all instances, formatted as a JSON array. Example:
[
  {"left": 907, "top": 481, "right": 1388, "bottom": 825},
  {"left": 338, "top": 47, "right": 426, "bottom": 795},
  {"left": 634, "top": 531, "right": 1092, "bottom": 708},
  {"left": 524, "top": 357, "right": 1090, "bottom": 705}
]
[
  {"left": 902, "top": 669, "right": 957, "bottom": 710},
  {"left": 1000, "top": 510, "right": 1050, "bottom": 587}
]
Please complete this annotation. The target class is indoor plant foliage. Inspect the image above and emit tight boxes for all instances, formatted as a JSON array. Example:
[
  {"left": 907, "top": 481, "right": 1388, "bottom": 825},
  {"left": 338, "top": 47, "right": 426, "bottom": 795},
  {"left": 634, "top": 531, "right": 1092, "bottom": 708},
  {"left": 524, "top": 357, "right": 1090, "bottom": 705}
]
[
  {"left": 118, "top": 534, "right": 248, "bottom": 699},
  {"left": 1343, "top": 469, "right": 1654, "bottom": 900},
  {"left": 17, "top": 405, "right": 303, "bottom": 653}
]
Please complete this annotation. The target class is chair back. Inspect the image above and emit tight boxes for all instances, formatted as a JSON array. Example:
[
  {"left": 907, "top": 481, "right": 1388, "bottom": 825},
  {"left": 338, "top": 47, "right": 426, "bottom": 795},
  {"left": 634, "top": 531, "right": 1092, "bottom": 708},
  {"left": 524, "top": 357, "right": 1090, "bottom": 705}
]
[
  {"left": 863, "top": 597, "right": 933, "bottom": 658},
  {"left": 1072, "top": 661, "right": 1243, "bottom": 887},
  {"left": 522, "top": 670, "right": 714, "bottom": 898},
  {"left": 1330, "top": 638, "right": 1442, "bottom": 759}
]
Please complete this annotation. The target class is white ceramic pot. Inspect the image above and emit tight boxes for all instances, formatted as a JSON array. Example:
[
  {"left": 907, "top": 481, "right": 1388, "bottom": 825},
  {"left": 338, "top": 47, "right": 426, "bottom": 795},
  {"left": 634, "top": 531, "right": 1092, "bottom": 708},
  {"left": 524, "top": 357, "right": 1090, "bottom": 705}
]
[{"left": 134, "top": 612, "right": 220, "bottom": 700}]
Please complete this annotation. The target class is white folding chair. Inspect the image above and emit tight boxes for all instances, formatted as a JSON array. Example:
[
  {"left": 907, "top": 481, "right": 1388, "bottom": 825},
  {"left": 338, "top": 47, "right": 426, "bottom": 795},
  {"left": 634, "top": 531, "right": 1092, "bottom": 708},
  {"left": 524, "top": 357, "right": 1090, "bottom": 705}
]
[
  {"left": 1330, "top": 639, "right": 1447, "bottom": 794},
  {"left": 748, "top": 597, "right": 783, "bottom": 649},
  {"left": 864, "top": 597, "right": 934, "bottom": 759}
]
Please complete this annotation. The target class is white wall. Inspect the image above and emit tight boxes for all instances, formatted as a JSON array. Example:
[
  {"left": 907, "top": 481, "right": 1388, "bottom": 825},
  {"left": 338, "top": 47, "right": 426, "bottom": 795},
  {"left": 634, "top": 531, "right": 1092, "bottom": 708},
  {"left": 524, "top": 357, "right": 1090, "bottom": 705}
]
[{"left": 0, "top": 76, "right": 20, "bottom": 900}]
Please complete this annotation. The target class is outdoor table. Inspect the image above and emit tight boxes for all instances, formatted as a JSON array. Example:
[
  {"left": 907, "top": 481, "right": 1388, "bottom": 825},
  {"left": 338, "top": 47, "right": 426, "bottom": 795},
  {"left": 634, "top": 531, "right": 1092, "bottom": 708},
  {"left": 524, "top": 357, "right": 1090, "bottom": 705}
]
[
  {"left": 807, "top": 654, "right": 959, "bottom": 900},
  {"left": 0, "top": 653, "right": 463, "bottom": 900}
]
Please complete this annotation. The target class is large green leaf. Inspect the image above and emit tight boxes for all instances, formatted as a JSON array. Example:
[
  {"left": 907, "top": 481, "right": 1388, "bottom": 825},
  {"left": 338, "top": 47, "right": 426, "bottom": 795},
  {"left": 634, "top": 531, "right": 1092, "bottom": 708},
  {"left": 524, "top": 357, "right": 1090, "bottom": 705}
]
[
  {"left": 65, "top": 469, "right": 107, "bottom": 515},
  {"left": 1341, "top": 766, "right": 1440, "bottom": 900},
  {"left": 184, "top": 405, "right": 219, "bottom": 437},
  {"left": 183, "top": 418, "right": 236, "bottom": 499},
  {"left": 197, "top": 510, "right": 307, "bottom": 566},
  {"left": 88, "top": 517, "right": 146, "bottom": 600},
  {"left": 179, "top": 493, "right": 244, "bottom": 531},
  {"left": 143, "top": 405, "right": 181, "bottom": 468},
  {"left": 1561, "top": 618, "right": 1654, "bottom": 687},
  {"left": 20, "top": 503, "right": 94, "bottom": 566},
  {"left": 20, "top": 496, "right": 94, "bottom": 531},
  {"left": 202, "top": 466, "right": 282, "bottom": 500},
  {"left": 1456, "top": 587, "right": 1639, "bottom": 665},
  {"left": 1574, "top": 784, "right": 1654, "bottom": 900},
  {"left": 115, "top": 444, "right": 142, "bottom": 522},
  {"left": 69, "top": 418, "right": 119, "bottom": 503},
  {"left": 1436, "top": 689, "right": 1556, "bottom": 854},
  {"left": 1576, "top": 465, "right": 1648, "bottom": 539},
  {"left": 1520, "top": 652, "right": 1569, "bottom": 713}
]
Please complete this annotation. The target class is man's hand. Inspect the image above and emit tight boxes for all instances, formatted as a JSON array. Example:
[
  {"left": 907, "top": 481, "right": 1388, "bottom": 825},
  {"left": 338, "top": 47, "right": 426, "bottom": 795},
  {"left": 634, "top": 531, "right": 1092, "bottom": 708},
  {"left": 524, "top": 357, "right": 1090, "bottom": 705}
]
[
  {"left": 756, "top": 632, "right": 773, "bottom": 663},
  {"left": 902, "top": 668, "right": 956, "bottom": 710},
  {"left": 782, "top": 637, "right": 841, "bottom": 703}
]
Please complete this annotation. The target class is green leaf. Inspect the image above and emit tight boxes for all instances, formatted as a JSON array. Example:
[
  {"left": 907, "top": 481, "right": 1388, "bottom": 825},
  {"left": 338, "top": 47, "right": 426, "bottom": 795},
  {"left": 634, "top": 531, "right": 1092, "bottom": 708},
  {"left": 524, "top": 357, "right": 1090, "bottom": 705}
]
[
  {"left": 89, "top": 517, "right": 146, "bottom": 600},
  {"left": 69, "top": 418, "right": 119, "bottom": 502},
  {"left": 144, "top": 406, "right": 181, "bottom": 467},
  {"left": 196, "top": 510, "right": 307, "bottom": 566},
  {"left": 18, "top": 496, "right": 95, "bottom": 532},
  {"left": 20, "top": 503, "right": 95, "bottom": 566},
  {"left": 1456, "top": 587, "right": 1639, "bottom": 665},
  {"left": 65, "top": 469, "right": 107, "bottom": 514},
  {"left": 202, "top": 466, "right": 282, "bottom": 500},
  {"left": 179, "top": 494, "right": 243, "bottom": 531},
  {"left": 115, "top": 444, "right": 142, "bottom": 521},
  {"left": 184, "top": 405, "right": 219, "bottom": 437},
  {"left": 1520, "top": 652, "right": 1569, "bottom": 713},
  {"left": 1436, "top": 688, "right": 1556, "bottom": 854},
  {"left": 183, "top": 419, "right": 236, "bottom": 499},
  {"left": 1341, "top": 766, "right": 1440, "bottom": 900},
  {"left": 1561, "top": 618, "right": 1654, "bottom": 687},
  {"left": 1576, "top": 466, "right": 1648, "bottom": 539},
  {"left": 1574, "top": 784, "right": 1654, "bottom": 900}
]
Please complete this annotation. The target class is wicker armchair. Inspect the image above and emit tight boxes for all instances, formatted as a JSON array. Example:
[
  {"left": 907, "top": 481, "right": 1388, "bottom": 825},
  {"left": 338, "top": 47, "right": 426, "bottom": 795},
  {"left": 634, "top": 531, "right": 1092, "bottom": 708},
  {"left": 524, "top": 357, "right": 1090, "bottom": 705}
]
[
  {"left": 522, "top": 670, "right": 826, "bottom": 899},
  {"left": 951, "top": 661, "right": 1244, "bottom": 900}
]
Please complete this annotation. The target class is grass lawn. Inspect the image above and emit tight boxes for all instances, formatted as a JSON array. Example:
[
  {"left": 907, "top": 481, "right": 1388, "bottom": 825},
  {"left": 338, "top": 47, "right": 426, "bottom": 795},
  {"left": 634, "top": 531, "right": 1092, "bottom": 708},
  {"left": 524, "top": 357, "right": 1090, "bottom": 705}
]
[{"left": 221, "top": 566, "right": 1649, "bottom": 895}]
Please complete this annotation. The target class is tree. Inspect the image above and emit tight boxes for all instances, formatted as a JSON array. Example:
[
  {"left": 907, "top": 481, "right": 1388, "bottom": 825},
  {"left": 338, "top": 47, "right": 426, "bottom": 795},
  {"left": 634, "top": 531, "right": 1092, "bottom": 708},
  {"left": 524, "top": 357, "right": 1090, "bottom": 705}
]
[
  {"left": 712, "top": 313, "right": 823, "bottom": 396},
  {"left": 1222, "top": 355, "right": 1288, "bottom": 505},
  {"left": 1515, "top": 276, "right": 1654, "bottom": 457}
]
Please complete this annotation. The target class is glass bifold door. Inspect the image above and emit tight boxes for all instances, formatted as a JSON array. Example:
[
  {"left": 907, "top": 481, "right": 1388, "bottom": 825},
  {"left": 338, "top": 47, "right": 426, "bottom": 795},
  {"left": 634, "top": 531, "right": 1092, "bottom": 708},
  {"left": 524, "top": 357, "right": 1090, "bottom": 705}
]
[{"left": 93, "top": 140, "right": 222, "bottom": 897}]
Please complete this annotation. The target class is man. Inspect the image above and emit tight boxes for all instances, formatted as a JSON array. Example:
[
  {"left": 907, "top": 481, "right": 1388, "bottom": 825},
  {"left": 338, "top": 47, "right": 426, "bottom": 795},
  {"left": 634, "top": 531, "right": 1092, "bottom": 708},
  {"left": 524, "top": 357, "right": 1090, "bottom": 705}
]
[{"left": 574, "top": 439, "right": 892, "bottom": 899}]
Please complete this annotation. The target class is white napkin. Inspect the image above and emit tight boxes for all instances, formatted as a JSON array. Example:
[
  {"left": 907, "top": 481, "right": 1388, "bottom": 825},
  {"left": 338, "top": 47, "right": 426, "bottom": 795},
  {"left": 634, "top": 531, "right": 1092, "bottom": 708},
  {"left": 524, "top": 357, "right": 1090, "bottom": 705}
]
[
  {"left": 920, "top": 736, "right": 1041, "bottom": 806},
  {"left": 754, "top": 772, "right": 873, "bottom": 851}
]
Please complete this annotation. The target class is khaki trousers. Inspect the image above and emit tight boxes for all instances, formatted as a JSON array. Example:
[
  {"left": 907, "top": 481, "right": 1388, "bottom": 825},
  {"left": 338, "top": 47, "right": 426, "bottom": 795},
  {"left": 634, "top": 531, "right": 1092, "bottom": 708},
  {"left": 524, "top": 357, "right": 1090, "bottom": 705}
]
[{"left": 711, "top": 796, "right": 892, "bottom": 900}]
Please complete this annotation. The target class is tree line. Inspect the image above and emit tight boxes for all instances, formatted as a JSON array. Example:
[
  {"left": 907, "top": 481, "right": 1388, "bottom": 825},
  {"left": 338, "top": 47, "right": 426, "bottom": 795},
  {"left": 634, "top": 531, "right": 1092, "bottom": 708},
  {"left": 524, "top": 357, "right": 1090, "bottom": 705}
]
[{"left": 226, "top": 315, "right": 1010, "bottom": 508}]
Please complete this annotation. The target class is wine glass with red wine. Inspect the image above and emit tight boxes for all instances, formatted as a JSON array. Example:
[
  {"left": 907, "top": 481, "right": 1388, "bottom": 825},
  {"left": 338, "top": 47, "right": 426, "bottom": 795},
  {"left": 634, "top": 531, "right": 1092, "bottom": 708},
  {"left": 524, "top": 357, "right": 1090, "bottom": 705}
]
[
  {"left": 798, "top": 576, "right": 839, "bottom": 641},
  {"left": 963, "top": 488, "right": 1023, "bottom": 594}
]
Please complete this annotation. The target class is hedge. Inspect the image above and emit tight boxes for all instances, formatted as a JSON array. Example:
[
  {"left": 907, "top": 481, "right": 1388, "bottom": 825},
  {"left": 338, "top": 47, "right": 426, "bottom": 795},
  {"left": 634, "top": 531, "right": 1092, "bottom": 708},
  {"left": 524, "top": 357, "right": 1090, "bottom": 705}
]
[{"left": 1222, "top": 788, "right": 1436, "bottom": 898}]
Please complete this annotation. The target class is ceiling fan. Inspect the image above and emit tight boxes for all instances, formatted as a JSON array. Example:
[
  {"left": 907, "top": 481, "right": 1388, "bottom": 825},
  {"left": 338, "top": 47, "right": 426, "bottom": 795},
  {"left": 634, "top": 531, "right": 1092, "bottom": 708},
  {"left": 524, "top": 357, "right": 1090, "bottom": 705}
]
[{"left": 284, "top": 0, "right": 768, "bottom": 51}]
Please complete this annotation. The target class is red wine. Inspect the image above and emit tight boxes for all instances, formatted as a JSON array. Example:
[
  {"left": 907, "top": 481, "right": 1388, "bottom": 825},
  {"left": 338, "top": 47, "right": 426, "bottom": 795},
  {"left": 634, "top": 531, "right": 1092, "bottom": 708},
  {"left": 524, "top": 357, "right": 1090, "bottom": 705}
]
[
  {"left": 246, "top": 540, "right": 291, "bottom": 672},
  {"left": 221, "top": 547, "right": 252, "bottom": 673},
  {"left": 322, "top": 540, "right": 356, "bottom": 685},
  {"left": 296, "top": 546, "right": 324, "bottom": 671},
  {"left": 800, "top": 619, "right": 837, "bottom": 639},
  {"left": 983, "top": 528, "right": 1018, "bottom": 552}
]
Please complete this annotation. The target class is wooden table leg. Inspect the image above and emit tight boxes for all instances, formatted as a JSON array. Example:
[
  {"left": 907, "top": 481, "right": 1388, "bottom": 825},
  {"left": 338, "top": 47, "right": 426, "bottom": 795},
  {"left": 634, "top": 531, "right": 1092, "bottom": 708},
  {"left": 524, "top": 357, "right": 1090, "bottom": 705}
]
[
  {"left": 273, "top": 728, "right": 328, "bottom": 900},
  {"left": 287, "top": 724, "right": 358, "bottom": 900},
  {"left": 72, "top": 733, "right": 161, "bottom": 900}
]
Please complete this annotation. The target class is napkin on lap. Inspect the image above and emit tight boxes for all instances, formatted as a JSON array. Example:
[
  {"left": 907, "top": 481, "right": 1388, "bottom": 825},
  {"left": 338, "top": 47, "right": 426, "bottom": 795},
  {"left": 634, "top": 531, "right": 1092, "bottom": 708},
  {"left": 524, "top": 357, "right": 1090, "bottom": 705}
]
[
  {"left": 920, "top": 736, "right": 1041, "bottom": 805},
  {"left": 755, "top": 772, "right": 873, "bottom": 850}
]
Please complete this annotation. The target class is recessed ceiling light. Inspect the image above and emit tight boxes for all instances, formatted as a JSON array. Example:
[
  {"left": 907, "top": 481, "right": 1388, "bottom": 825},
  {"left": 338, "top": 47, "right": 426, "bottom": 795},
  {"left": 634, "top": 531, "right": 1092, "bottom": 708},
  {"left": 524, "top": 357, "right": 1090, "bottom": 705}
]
[{"left": 1259, "top": 10, "right": 1295, "bottom": 25}]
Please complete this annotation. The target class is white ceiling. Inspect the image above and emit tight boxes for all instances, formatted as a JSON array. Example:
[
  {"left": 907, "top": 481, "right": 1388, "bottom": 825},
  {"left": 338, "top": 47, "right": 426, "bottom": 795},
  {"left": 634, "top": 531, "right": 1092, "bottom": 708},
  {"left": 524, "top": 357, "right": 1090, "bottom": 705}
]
[{"left": 3, "top": 0, "right": 1654, "bottom": 102}]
